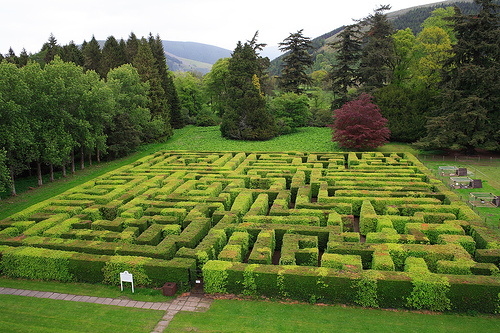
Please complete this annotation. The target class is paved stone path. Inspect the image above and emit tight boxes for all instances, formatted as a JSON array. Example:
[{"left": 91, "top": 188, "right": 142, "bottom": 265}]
[{"left": 0, "top": 287, "right": 213, "bottom": 333}]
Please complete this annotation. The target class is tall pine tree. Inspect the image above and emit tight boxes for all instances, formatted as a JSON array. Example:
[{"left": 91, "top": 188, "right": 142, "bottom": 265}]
[
  {"left": 102, "top": 36, "right": 127, "bottom": 77},
  {"left": 358, "top": 5, "right": 396, "bottom": 91},
  {"left": 82, "top": 36, "right": 102, "bottom": 76},
  {"left": 278, "top": 29, "right": 314, "bottom": 94},
  {"left": 133, "top": 38, "right": 172, "bottom": 139},
  {"left": 148, "top": 34, "right": 182, "bottom": 129},
  {"left": 326, "top": 24, "right": 362, "bottom": 107}
]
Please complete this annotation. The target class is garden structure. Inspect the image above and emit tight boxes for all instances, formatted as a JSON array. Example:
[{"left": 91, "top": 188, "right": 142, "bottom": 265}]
[
  {"left": 469, "top": 193, "right": 500, "bottom": 208},
  {"left": 438, "top": 166, "right": 458, "bottom": 177},
  {"left": 449, "top": 176, "right": 474, "bottom": 189},
  {"left": 0, "top": 151, "right": 499, "bottom": 313}
]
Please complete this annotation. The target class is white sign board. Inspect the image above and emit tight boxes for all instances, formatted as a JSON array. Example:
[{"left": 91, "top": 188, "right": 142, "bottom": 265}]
[{"left": 120, "top": 271, "right": 134, "bottom": 293}]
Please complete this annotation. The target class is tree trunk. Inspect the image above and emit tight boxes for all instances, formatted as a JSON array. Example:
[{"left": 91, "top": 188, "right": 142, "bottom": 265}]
[
  {"left": 49, "top": 164, "right": 54, "bottom": 182},
  {"left": 37, "top": 162, "right": 43, "bottom": 186},
  {"left": 97, "top": 149, "right": 100, "bottom": 163},
  {"left": 62, "top": 164, "right": 66, "bottom": 177},
  {"left": 80, "top": 146, "right": 85, "bottom": 170},
  {"left": 71, "top": 150, "right": 75, "bottom": 174},
  {"left": 10, "top": 166, "right": 16, "bottom": 196},
  {"left": 89, "top": 152, "right": 92, "bottom": 167}
]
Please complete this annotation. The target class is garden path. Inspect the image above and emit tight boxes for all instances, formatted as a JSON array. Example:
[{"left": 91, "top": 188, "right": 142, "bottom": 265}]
[{"left": 0, "top": 287, "right": 213, "bottom": 332}]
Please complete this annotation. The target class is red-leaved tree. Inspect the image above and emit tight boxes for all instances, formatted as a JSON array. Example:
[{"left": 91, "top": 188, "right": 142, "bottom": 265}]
[{"left": 330, "top": 93, "right": 390, "bottom": 150}]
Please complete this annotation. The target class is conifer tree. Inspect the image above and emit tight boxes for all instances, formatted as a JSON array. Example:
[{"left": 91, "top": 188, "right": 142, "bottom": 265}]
[
  {"left": 148, "top": 34, "right": 182, "bottom": 129},
  {"left": 59, "top": 41, "right": 84, "bottom": 66},
  {"left": 126, "top": 32, "right": 140, "bottom": 63},
  {"left": 5, "top": 48, "right": 17, "bottom": 64},
  {"left": 42, "top": 33, "right": 60, "bottom": 65},
  {"left": 326, "top": 24, "right": 362, "bottom": 107},
  {"left": 17, "top": 48, "right": 29, "bottom": 67},
  {"left": 102, "top": 36, "right": 127, "bottom": 77},
  {"left": 82, "top": 36, "right": 102, "bottom": 76},
  {"left": 278, "top": 29, "right": 314, "bottom": 94},
  {"left": 221, "top": 41, "right": 277, "bottom": 140},
  {"left": 358, "top": 5, "right": 396, "bottom": 91},
  {"left": 418, "top": 0, "right": 500, "bottom": 153},
  {"left": 133, "top": 38, "right": 172, "bottom": 139}
]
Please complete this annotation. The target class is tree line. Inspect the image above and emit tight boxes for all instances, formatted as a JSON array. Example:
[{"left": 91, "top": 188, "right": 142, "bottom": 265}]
[
  {"left": 1, "top": 0, "right": 499, "bottom": 197},
  {"left": 0, "top": 33, "right": 181, "bottom": 197}
]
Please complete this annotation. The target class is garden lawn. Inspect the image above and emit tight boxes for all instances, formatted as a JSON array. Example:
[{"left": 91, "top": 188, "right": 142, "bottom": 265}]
[
  {"left": 0, "top": 294, "right": 163, "bottom": 333},
  {"left": 166, "top": 299, "right": 500, "bottom": 333},
  {"left": 161, "top": 125, "right": 338, "bottom": 152},
  {"left": 0, "top": 277, "right": 173, "bottom": 302}
]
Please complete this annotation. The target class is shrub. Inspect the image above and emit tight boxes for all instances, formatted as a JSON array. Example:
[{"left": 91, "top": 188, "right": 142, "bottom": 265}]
[
  {"left": 102, "top": 255, "right": 152, "bottom": 286},
  {"left": 1, "top": 246, "right": 74, "bottom": 282},
  {"left": 406, "top": 271, "right": 451, "bottom": 312}
]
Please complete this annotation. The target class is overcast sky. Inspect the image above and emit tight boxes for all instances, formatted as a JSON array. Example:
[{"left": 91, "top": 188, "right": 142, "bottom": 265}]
[{"left": 1, "top": 0, "right": 447, "bottom": 56}]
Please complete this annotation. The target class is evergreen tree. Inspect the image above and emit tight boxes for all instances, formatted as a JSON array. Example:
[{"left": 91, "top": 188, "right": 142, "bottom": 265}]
[
  {"left": 220, "top": 42, "right": 277, "bottom": 140},
  {"left": 126, "top": 32, "right": 140, "bottom": 63},
  {"left": 5, "top": 48, "right": 17, "bottom": 64},
  {"left": 278, "top": 29, "right": 314, "bottom": 94},
  {"left": 42, "top": 33, "right": 60, "bottom": 65},
  {"left": 133, "top": 38, "right": 172, "bottom": 139},
  {"left": 82, "top": 36, "right": 102, "bottom": 76},
  {"left": 359, "top": 5, "right": 396, "bottom": 91},
  {"left": 102, "top": 35, "right": 127, "bottom": 77},
  {"left": 417, "top": 0, "right": 500, "bottom": 153},
  {"left": 326, "top": 24, "right": 362, "bottom": 107},
  {"left": 148, "top": 34, "right": 182, "bottom": 129},
  {"left": 17, "top": 48, "right": 29, "bottom": 67},
  {"left": 59, "top": 41, "right": 84, "bottom": 66}
]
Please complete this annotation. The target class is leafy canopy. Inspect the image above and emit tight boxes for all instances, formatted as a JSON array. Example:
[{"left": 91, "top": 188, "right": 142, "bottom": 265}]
[{"left": 330, "top": 93, "right": 390, "bottom": 150}]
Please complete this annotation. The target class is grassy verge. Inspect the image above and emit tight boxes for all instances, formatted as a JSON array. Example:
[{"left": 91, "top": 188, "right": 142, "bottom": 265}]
[
  {"left": 421, "top": 158, "right": 500, "bottom": 231},
  {"left": 0, "top": 294, "right": 163, "bottom": 333},
  {"left": 166, "top": 299, "right": 500, "bottom": 333},
  {"left": 0, "top": 277, "right": 174, "bottom": 302}
]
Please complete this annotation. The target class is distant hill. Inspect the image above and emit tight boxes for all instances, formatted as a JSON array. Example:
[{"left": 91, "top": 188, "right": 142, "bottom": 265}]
[
  {"left": 268, "top": 0, "right": 491, "bottom": 76},
  {"left": 161, "top": 41, "right": 231, "bottom": 74}
]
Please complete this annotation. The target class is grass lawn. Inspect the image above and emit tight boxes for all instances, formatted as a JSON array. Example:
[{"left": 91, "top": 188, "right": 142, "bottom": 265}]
[
  {"left": 0, "top": 277, "right": 174, "bottom": 303},
  {"left": 0, "top": 294, "right": 163, "bottom": 333},
  {"left": 166, "top": 299, "right": 500, "bottom": 333}
]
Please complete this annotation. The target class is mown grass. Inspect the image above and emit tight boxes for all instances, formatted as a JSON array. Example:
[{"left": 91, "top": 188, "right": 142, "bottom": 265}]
[
  {"left": 166, "top": 299, "right": 500, "bottom": 333},
  {"left": 0, "top": 294, "right": 163, "bottom": 333},
  {"left": 0, "top": 277, "right": 174, "bottom": 302}
]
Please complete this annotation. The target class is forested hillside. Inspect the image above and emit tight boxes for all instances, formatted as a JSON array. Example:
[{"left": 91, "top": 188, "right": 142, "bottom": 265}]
[{"left": 268, "top": 0, "right": 499, "bottom": 76}]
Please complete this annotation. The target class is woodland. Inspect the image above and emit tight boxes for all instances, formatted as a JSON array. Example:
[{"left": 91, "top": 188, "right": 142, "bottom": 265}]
[{"left": 1, "top": 0, "right": 500, "bottom": 198}]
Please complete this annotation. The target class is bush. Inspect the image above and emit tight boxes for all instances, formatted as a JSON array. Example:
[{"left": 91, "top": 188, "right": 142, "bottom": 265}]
[
  {"left": 269, "top": 92, "right": 312, "bottom": 128},
  {"left": 195, "top": 108, "right": 219, "bottom": 127},
  {"left": 1, "top": 246, "right": 74, "bottom": 282}
]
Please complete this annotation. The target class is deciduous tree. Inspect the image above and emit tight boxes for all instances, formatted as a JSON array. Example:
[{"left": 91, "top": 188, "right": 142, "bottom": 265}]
[{"left": 330, "top": 93, "right": 390, "bottom": 150}]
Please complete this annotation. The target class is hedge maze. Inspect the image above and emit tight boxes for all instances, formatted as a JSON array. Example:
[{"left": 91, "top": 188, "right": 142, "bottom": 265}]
[{"left": 1, "top": 151, "right": 500, "bottom": 312}]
